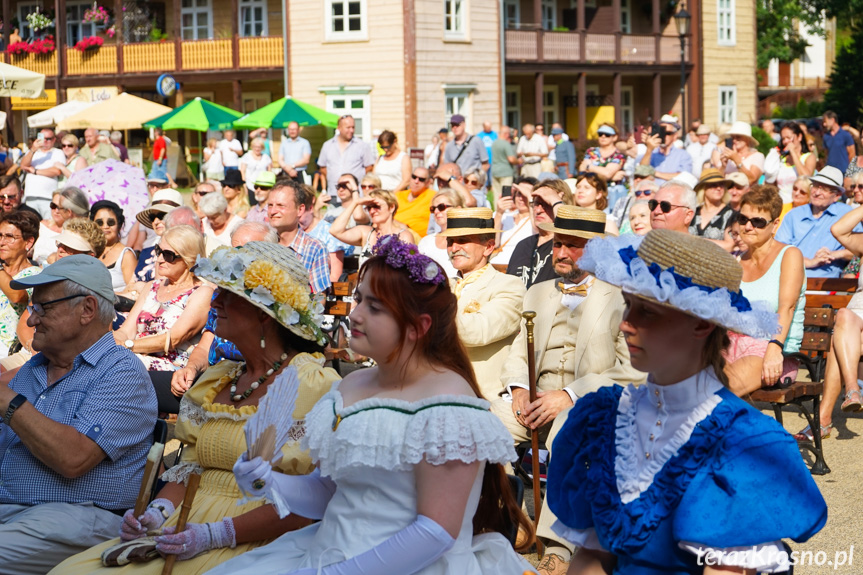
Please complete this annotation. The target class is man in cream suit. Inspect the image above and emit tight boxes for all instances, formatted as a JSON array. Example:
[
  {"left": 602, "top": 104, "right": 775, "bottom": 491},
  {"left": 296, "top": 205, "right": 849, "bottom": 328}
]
[
  {"left": 442, "top": 207, "right": 526, "bottom": 400},
  {"left": 491, "top": 205, "right": 645, "bottom": 575}
]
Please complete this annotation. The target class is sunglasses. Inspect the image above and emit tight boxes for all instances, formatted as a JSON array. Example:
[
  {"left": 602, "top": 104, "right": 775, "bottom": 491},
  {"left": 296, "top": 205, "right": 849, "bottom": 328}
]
[
  {"left": 411, "top": 174, "right": 428, "bottom": 182},
  {"left": 0, "top": 193, "right": 18, "bottom": 201},
  {"left": 648, "top": 199, "right": 687, "bottom": 214},
  {"left": 154, "top": 245, "right": 181, "bottom": 264},
  {"left": 49, "top": 202, "right": 67, "bottom": 211},
  {"left": 336, "top": 183, "right": 352, "bottom": 190},
  {"left": 465, "top": 179, "right": 480, "bottom": 186},
  {"left": 61, "top": 144, "right": 75, "bottom": 148},
  {"left": 792, "top": 187, "right": 809, "bottom": 193},
  {"left": 360, "top": 184, "right": 376, "bottom": 190},
  {"left": 429, "top": 203, "right": 452, "bottom": 213},
  {"left": 851, "top": 184, "right": 863, "bottom": 190},
  {"left": 529, "top": 198, "right": 553, "bottom": 211},
  {"left": 95, "top": 218, "right": 117, "bottom": 227},
  {"left": 634, "top": 189, "right": 653, "bottom": 197},
  {"left": 194, "top": 190, "right": 212, "bottom": 196},
  {"left": 736, "top": 214, "right": 771, "bottom": 229}
]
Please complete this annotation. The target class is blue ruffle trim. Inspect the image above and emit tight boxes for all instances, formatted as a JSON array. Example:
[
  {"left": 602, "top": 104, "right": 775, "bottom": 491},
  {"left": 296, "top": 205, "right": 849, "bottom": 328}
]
[
  {"left": 548, "top": 386, "right": 738, "bottom": 556},
  {"left": 618, "top": 246, "right": 751, "bottom": 312}
]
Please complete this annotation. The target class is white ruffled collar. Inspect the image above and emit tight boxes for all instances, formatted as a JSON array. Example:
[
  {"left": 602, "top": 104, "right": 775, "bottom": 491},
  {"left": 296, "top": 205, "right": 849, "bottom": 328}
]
[
  {"left": 305, "top": 389, "right": 513, "bottom": 479},
  {"left": 615, "top": 369, "right": 724, "bottom": 504}
]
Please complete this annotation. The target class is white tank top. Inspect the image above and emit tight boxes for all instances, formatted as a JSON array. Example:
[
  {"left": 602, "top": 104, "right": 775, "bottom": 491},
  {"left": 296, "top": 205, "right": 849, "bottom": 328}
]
[{"left": 374, "top": 152, "right": 406, "bottom": 191}]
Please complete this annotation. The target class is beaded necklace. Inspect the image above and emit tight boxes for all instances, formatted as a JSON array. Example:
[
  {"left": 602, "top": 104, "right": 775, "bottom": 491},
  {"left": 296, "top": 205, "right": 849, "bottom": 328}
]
[{"left": 230, "top": 352, "right": 288, "bottom": 402}]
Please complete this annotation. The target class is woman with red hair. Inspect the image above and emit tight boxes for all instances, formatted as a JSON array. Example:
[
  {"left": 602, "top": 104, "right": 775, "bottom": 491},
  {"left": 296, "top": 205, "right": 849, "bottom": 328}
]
[{"left": 214, "top": 236, "right": 534, "bottom": 575}]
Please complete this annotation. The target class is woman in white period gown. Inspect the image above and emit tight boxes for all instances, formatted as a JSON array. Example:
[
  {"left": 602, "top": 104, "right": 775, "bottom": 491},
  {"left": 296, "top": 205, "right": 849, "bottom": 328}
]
[{"left": 207, "top": 236, "right": 533, "bottom": 575}]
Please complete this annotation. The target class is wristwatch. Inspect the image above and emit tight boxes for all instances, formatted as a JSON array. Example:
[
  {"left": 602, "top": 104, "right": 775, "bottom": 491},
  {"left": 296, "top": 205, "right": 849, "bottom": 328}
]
[
  {"left": 124, "top": 339, "right": 134, "bottom": 350},
  {"left": 3, "top": 394, "right": 27, "bottom": 425}
]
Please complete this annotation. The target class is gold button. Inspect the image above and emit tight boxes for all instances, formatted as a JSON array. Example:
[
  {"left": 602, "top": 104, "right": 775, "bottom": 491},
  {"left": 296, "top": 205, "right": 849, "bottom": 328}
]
[
  {"left": 645, "top": 452, "right": 651, "bottom": 458},
  {"left": 649, "top": 434, "right": 655, "bottom": 440},
  {"left": 657, "top": 420, "right": 662, "bottom": 426},
  {"left": 654, "top": 390, "right": 659, "bottom": 396},
  {"left": 657, "top": 402, "right": 662, "bottom": 408}
]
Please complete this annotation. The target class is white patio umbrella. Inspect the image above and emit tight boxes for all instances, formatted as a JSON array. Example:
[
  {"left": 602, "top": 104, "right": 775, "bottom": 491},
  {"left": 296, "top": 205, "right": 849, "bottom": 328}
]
[
  {"left": 27, "top": 100, "right": 96, "bottom": 129},
  {"left": 0, "top": 61, "right": 46, "bottom": 99}
]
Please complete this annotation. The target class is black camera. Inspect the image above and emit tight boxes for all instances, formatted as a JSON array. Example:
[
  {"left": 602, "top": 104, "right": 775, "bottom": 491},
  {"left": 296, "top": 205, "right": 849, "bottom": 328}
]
[{"left": 650, "top": 122, "right": 667, "bottom": 140}]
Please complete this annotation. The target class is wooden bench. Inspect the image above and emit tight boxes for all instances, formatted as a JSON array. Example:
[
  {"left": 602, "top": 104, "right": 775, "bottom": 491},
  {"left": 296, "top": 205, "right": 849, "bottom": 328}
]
[{"left": 748, "top": 278, "right": 858, "bottom": 476}]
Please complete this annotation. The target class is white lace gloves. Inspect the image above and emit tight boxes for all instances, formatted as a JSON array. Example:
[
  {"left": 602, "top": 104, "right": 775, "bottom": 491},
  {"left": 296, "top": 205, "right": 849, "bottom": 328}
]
[
  {"left": 155, "top": 518, "right": 237, "bottom": 560},
  {"left": 233, "top": 454, "right": 336, "bottom": 520},
  {"left": 120, "top": 498, "right": 175, "bottom": 541},
  {"left": 288, "top": 515, "right": 455, "bottom": 575}
]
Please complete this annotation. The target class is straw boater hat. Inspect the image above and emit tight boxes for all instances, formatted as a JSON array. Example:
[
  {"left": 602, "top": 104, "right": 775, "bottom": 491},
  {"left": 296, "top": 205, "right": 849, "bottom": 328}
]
[
  {"left": 577, "top": 229, "right": 778, "bottom": 338},
  {"left": 723, "top": 121, "right": 758, "bottom": 147},
  {"left": 193, "top": 241, "right": 327, "bottom": 346},
  {"left": 438, "top": 207, "right": 500, "bottom": 237},
  {"left": 136, "top": 188, "right": 183, "bottom": 228},
  {"left": 538, "top": 205, "right": 606, "bottom": 239},
  {"left": 694, "top": 168, "right": 730, "bottom": 192}
]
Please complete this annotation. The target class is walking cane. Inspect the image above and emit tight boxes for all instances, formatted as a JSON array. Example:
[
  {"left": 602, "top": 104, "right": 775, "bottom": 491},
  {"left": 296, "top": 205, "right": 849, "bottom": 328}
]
[
  {"left": 161, "top": 473, "right": 201, "bottom": 575},
  {"left": 523, "top": 310, "right": 544, "bottom": 557}
]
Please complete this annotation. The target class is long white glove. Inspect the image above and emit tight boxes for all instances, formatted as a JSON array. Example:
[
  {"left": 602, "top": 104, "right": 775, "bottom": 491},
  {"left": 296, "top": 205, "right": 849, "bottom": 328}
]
[
  {"left": 288, "top": 515, "right": 455, "bottom": 575},
  {"left": 233, "top": 455, "right": 336, "bottom": 520}
]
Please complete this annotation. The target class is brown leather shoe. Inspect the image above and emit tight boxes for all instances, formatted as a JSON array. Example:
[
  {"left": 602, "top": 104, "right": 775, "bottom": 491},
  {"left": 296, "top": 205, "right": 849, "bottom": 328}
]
[{"left": 536, "top": 552, "right": 569, "bottom": 575}]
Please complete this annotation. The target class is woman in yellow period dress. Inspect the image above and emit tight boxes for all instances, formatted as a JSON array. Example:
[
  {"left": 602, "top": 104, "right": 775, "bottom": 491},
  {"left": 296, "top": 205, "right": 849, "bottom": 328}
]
[{"left": 50, "top": 242, "right": 339, "bottom": 575}]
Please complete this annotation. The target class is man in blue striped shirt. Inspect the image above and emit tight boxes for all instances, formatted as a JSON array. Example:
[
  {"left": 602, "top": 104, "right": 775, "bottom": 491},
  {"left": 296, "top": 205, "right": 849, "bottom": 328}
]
[{"left": 0, "top": 255, "right": 157, "bottom": 573}]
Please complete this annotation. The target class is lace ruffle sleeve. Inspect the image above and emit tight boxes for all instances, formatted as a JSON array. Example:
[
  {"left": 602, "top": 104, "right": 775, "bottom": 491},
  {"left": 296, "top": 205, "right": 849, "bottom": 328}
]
[{"left": 304, "top": 392, "right": 516, "bottom": 479}]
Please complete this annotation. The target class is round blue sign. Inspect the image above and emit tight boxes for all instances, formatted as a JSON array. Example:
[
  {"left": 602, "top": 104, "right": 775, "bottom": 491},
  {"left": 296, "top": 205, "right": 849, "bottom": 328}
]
[{"left": 156, "top": 74, "right": 177, "bottom": 98}]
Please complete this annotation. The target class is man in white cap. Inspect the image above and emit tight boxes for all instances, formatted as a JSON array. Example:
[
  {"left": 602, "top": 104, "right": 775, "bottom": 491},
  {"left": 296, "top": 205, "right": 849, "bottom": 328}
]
[
  {"left": 686, "top": 123, "right": 717, "bottom": 177},
  {"left": 492, "top": 206, "right": 644, "bottom": 575},
  {"left": 0, "top": 255, "right": 157, "bottom": 573},
  {"left": 440, "top": 207, "right": 525, "bottom": 399},
  {"left": 776, "top": 166, "right": 860, "bottom": 277},
  {"left": 638, "top": 114, "right": 692, "bottom": 184}
]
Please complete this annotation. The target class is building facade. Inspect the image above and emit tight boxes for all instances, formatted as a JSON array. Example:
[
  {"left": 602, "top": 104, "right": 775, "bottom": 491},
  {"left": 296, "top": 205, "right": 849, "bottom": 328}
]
[{"left": 4, "top": 0, "right": 757, "bottom": 149}]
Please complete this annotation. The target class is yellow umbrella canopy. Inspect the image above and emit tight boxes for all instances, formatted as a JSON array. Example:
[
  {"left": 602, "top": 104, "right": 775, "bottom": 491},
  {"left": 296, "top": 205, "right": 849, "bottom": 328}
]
[
  {"left": 57, "top": 92, "right": 172, "bottom": 130},
  {"left": 0, "top": 61, "right": 45, "bottom": 99}
]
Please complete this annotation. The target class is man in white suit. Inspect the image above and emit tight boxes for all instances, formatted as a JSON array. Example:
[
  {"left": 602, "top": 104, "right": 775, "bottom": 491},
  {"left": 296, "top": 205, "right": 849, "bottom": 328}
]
[
  {"left": 442, "top": 207, "right": 526, "bottom": 400},
  {"left": 492, "top": 205, "right": 645, "bottom": 575}
]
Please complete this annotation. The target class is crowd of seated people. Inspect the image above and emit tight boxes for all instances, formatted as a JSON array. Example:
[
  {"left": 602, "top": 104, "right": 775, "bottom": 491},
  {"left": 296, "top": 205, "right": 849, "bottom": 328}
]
[{"left": 0, "top": 118, "right": 853, "bottom": 575}]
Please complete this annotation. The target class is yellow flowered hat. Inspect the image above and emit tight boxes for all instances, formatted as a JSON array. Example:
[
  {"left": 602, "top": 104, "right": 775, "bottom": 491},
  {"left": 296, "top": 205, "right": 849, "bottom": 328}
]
[{"left": 193, "top": 241, "right": 327, "bottom": 345}]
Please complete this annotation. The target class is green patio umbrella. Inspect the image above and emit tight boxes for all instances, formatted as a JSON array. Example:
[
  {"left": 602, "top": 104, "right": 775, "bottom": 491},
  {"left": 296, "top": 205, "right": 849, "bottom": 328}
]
[
  {"left": 143, "top": 97, "right": 242, "bottom": 131},
  {"left": 233, "top": 96, "right": 340, "bottom": 130}
]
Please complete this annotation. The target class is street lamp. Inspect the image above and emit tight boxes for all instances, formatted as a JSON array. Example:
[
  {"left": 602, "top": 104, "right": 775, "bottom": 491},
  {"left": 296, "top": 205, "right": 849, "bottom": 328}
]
[{"left": 674, "top": 4, "right": 691, "bottom": 135}]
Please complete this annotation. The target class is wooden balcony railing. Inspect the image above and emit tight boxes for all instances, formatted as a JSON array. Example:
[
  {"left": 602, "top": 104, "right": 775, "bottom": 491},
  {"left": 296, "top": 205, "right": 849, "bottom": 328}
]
[
  {"left": 505, "top": 30, "right": 690, "bottom": 65},
  {"left": 7, "top": 36, "right": 283, "bottom": 77}
]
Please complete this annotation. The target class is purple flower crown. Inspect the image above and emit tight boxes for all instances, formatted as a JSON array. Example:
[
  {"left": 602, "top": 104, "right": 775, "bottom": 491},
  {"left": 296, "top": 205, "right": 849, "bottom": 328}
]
[{"left": 372, "top": 235, "right": 447, "bottom": 285}]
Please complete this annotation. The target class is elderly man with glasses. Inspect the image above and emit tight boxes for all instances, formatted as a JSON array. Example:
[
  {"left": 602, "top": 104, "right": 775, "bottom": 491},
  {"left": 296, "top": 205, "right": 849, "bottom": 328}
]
[
  {"left": 20, "top": 129, "right": 64, "bottom": 219},
  {"left": 0, "top": 255, "right": 157, "bottom": 573},
  {"left": 0, "top": 175, "right": 39, "bottom": 218},
  {"left": 648, "top": 181, "right": 697, "bottom": 234},
  {"left": 777, "top": 166, "right": 860, "bottom": 277}
]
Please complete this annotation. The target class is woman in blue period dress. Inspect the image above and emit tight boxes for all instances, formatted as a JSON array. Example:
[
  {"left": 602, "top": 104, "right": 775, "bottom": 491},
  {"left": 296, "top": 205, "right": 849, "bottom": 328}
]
[
  {"left": 547, "top": 229, "right": 827, "bottom": 575},
  {"left": 207, "top": 236, "right": 534, "bottom": 575}
]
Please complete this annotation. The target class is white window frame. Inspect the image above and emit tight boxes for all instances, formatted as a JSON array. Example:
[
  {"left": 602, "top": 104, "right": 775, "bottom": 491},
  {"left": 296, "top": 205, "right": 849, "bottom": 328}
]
[
  {"left": 239, "top": 0, "right": 268, "bottom": 37},
  {"left": 620, "top": 86, "right": 634, "bottom": 134},
  {"left": 66, "top": 1, "right": 104, "bottom": 46},
  {"left": 320, "top": 86, "right": 372, "bottom": 141},
  {"left": 571, "top": 0, "right": 597, "bottom": 10},
  {"left": 542, "top": 0, "right": 557, "bottom": 30},
  {"left": 180, "top": 0, "right": 213, "bottom": 40},
  {"left": 325, "top": 0, "right": 368, "bottom": 42},
  {"left": 505, "top": 86, "right": 521, "bottom": 130},
  {"left": 443, "top": 83, "right": 477, "bottom": 132},
  {"left": 17, "top": 3, "right": 42, "bottom": 41},
  {"left": 503, "top": 0, "right": 520, "bottom": 29},
  {"left": 620, "top": 0, "right": 631, "bottom": 34},
  {"left": 444, "top": 0, "right": 467, "bottom": 40},
  {"left": 717, "top": 0, "right": 735, "bottom": 46},
  {"left": 719, "top": 85, "right": 737, "bottom": 126},
  {"left": 542, "top": 86, "right": 559, "bottom": 129}
]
